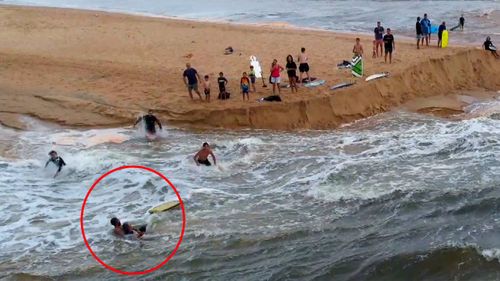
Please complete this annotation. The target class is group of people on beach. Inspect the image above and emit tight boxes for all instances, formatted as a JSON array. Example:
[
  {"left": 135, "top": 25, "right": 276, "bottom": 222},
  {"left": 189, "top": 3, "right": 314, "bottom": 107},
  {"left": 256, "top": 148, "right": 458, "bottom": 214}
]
[{"left": 182, "top": 47, "right": 313, "bottom": 101}]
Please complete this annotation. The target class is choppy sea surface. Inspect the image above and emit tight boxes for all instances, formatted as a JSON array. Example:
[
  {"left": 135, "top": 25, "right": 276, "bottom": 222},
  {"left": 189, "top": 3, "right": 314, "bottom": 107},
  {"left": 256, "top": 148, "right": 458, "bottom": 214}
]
[
  {"left": 3, "top": 0, "right": 500, "bottom": 43},
  {"left": 0, "top": 97, "right": 499, "bottom": 280}
]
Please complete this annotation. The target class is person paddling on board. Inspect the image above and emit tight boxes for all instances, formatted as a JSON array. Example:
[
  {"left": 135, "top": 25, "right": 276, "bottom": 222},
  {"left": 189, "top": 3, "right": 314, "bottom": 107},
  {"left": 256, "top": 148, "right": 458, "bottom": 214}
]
[
  {"left": 45, "top": 150, "right": 66, "bottom": 178},
  {"left": 133, "top": 110, "right": 162, "bottom": 138},
  {"left": 483, "top": 36, "right": 499, "bottom": 59},
  {"left": 194, "top": 142, "right": 216, "bottom": 166},
  {"left": 110, "top": 217, "right": 146, "bottom": 238}
]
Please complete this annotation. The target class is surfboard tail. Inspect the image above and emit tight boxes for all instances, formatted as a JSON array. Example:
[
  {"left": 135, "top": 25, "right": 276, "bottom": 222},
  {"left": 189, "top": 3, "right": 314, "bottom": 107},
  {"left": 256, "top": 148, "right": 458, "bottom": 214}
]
[{"left": 351, "top": 56, "right": 364, "bottom": 78}]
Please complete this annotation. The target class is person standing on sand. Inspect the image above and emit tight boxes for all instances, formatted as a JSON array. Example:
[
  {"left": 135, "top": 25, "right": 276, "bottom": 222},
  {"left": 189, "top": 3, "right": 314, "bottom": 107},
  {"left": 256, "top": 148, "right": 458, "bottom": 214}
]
[
  {"left": 249, "top": 65, "right": 257, "bottom": 92},
  {"left": 459, "top": 14, "right": 465, "bottom": 31},
  {"left": 416, "top": 17, "right": 423, "bottom": 49},
  {"left": 270, "top": 59, "right": 284, "bottom": 95},
  {"left": 383, "top": 28, "right": 395, "bottom": 63},
  {"left": 421, "top": 14, "right": 431, "bottom": 46},
  {"left": 182, "top": 63, "right": 202, "bottom": 100},
  {"left": 194, "top": 142, "right": 216, "bottom": 166},
  {"left": 285, "top": 55, "right": 298, "bottom": 93},
  {"left": 240, "top": 72, "right": 251, "bottom": 101},
  {"left": 217, "top": 72, "right": 229, "bottom": 100},
  {"left": 374, "top": 21, "right": 385, "bottom": 57},
  {"left": 203, "top": 75, "right": 211, "bottom": 102},
  {"left": 352, "top": 38, "right": 364, "bottom": 57},
  {"left": 438, "top": 21, "right": 446, "bottom": 48},
  {"left": 297, "top": 47, "right": 310, "bottom": 83}
]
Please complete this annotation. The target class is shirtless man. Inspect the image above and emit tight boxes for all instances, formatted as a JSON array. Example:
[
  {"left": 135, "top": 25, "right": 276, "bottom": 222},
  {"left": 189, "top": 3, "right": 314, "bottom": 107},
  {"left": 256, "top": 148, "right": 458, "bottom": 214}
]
[
  {"left": 45, "top": 150, "right": 66, "bottom": 178},
  {"left": 352, "top": 38, "right": 364, "bottom": 57},
  {"left": 110, "top": 217, "right": 146, "bottom": 238},
  {"left": 193, "top": 142, "right": 217, "bottom": 166},
  {"left": 133, "top": 110, "right": 162, "bottom": 137},
  {"left": 297, "top": 47, "right": 310, "bottom": 83}
]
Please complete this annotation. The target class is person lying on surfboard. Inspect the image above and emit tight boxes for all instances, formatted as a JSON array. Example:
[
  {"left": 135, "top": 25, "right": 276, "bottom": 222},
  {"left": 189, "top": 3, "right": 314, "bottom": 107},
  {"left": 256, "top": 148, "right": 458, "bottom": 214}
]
[
  {"left": 194, "top": 142, "right": 217, "bottom": 166},
  {"left": 133, "top": 110, "right": 162, "bottom": 137},
  {"left": 110, "top": 217, "right": 146, "bottom": 238},
  {"left": 45, "top": 150, "right": 66, "bottom": 178}
]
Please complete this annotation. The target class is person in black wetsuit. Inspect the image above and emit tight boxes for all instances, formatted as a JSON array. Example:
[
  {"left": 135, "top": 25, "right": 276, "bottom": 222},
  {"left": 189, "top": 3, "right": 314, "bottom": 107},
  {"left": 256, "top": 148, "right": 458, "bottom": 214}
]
[
  {"left": 133, "top": 110, "right": 162, "bottom": 136},
  {"left": 483, "top": 36, "right": 499, "bottom": 59},
  {"left": 459, "top": 15, "right": 465, "bottom": 31},
  {"left": 110, "top": 217, "right": 146, "bottom": 238},
  {"left": 45, "top": 150, "right": 66, "bottom": 178},
  {"left": 193, "top": 142, "right": 217, "bottom": 166}
]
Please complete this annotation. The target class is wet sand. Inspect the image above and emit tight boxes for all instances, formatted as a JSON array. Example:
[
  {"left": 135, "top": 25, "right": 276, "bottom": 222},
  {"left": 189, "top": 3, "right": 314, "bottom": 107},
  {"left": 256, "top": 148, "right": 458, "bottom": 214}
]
[{"left": 0, "top": 5, "right": 499, "bottom": 130}]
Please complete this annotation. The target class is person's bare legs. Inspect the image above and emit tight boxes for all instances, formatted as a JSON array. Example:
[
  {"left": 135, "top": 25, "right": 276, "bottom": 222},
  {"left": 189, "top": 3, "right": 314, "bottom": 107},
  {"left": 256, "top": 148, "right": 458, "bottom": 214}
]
[
  {"left": 389, "top": 52, "right": 392, "bottom": 63},
  {"left": 384, "top": 52, "right": 387, "bottom": 63},
  {"left": 305, "top": 71, "right": 310, "bottom": 83},
  {"left": 187, "top": 88, "right": 194, "bottom": 100},
  {"left": 298, "top": 72, "right": 303, "bottom": 85},
  {"left": 195, "top": 89, "right": 202, "bottom": 100},
  {"left": 277, "top": 83, "right": 281, "bottom": 95},
  {"left": 272, "top": 82, "right": 276, "bottom": 94}
]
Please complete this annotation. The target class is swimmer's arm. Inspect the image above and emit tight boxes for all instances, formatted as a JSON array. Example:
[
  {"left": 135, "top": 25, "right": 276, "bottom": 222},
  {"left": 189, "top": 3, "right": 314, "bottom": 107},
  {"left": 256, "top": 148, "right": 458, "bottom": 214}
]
[
  {"left": 210, "top": 151, "right": 216, "bottom": 165},
  {"left": 59, "top": 157, "right": 66, "bottom": 167},
  {"left": 155, "top": 117, "right": 162, "bottom": 130},
  {"left": 133, "top": 117, "right": 142, "bottom": 127},
  {"left": 193, "top": 151, "right": 200, "bottom": 166},
  {"left": 114, "top": 228, "right": 125, "bottom": 237}
]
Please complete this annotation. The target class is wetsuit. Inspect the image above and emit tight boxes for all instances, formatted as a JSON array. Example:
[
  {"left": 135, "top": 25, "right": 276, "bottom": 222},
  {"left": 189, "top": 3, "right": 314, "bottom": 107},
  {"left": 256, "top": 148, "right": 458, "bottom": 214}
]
[
  {"left": 45, "top": 157, "right": 66, "bottom": 172},
  {"left": 383, "top": 34, "right": 394, "bottom": 54},
  {"left": 197, "top": 159, "right": 211, "bottom": 166},
  {"left": 141, "top": 114, "right": 162, "bottom": 134}
]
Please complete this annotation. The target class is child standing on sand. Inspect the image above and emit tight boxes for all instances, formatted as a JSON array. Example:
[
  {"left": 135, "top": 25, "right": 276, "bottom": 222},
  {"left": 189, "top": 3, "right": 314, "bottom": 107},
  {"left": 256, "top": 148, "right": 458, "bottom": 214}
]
[
  {"left": 217, "top": 72, "right": 228, "bottom": 100},
  {"left": 203, "top": 75, "right": 211, "bottom": 102},
  {"left": 352, "top": 38, "right": 364, "bottom": 57},
  {"left": 240, "top": 72, "right": 251, "bottom": 101},
  {"left": 249, "top": 65, "right": 257, "bottom": 92}
]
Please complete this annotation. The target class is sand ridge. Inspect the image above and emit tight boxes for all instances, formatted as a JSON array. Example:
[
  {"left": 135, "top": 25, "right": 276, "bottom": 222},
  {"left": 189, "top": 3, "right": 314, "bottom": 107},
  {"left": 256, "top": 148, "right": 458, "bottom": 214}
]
[{"left": 0, "top": 5, "right": 499, "bottom": 130}]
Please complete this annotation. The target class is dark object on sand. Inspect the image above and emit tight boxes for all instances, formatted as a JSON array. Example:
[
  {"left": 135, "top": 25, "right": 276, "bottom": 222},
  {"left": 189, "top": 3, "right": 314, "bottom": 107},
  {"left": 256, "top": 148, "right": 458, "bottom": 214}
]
[
  {"left": 218, "top": 92, "right": 231, "bottom": 100},
  {"left": 259, "top": 95, "right": 282, "bottom": 102},
  {"left": 301, "top": 77, "right": 317, "bottom": 83},
  {"left": 224, "top": 46, "right": 234, "bottom": 55}
]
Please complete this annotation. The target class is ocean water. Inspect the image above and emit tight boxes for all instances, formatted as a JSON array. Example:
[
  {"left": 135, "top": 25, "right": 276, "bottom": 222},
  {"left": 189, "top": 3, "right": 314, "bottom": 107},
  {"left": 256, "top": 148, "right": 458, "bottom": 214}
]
[
  {"left": 0, "top": 98, "right": 499, "bottom": 280},
  {"left": 3, "top": 0, "right": 500, "bottom": 43}
]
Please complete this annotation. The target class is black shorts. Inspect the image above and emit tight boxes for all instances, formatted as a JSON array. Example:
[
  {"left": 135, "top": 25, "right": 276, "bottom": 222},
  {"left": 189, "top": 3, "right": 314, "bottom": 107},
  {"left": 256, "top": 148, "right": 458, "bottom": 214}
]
[
  {"left": 385, "top": 47, "right": 393, "bottom": 54},
  {"left": 198, "top": 159, "right": 211, "bottom": 166},
  {"left": 299, "top": 63, "right": 309, "bottom": 73},
  {"left": 250, "top": 76, "right": 256, "bottom": 84},
  {"left": 204, "top": 88, "right": 210, "bottom": 96},
  {"left": 219, "top": 86, "right": 226, "bottom": 93}
]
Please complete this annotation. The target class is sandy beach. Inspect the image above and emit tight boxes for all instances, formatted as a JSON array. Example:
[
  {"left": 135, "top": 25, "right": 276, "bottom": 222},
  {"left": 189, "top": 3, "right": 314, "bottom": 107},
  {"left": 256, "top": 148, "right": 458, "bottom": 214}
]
[{"left": 0, "top": 5, "right": 499, "bottom": 130}]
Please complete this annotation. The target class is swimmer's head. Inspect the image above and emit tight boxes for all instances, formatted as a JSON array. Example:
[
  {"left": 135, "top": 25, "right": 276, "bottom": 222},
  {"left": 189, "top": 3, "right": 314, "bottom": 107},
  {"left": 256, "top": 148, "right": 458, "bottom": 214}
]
[
  {"left": 148, "top": 109, "right": 153, "bottom": 115},
  {"left": 203, "top": 142, "right": 209, "bottom": 148},
  {"left": 356, "top": 38, "right": 360, "bottom": 42},
  {"left": 301, "top": 47, "right": 306, "bottom": 52},
  {"left": 250, "top": 65, "right": 254, "bottom": 69},
  {"left": 110, "top": 217, "right": 121, "bottom": 227},
  {"left": 48, "top": 150, "right": 58, "bottom": 158}
]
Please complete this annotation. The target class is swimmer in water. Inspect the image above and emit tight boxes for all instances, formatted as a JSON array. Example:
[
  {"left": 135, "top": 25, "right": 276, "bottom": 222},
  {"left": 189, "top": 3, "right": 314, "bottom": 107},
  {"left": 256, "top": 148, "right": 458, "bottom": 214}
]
[
  {"left": 193, "top": 142, "right": 217, "bottom": 166},
  {"left": 110, "top": 217, "right": 146, "bottom": 238},
  {"left": 45, "top": 150, "right": 66, "bottom": 178},
  {"left": 133, "top": 110, "right": 162, "bottom": 137}
]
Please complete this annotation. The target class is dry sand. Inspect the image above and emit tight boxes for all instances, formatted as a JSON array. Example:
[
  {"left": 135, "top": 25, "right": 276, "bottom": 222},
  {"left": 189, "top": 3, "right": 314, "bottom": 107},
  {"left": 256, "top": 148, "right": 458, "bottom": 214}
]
[{"left": 0, "top": 5, "right": 499, "bottom": 130}]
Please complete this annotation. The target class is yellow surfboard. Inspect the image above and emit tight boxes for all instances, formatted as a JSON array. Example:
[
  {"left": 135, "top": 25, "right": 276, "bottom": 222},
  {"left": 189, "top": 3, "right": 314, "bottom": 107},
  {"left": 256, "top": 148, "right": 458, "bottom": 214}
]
[
  {"left": 148, "top": 201, "right": 180, "bottom": 214},
  {"left": 441, "top": 30, "right": 449, "bottom": 48}
]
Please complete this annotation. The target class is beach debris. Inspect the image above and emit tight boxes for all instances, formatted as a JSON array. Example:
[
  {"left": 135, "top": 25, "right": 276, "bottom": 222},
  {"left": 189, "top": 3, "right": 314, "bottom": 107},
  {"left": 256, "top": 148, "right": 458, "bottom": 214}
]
[
  {"left": 224, "top": 46, "right": 234, "bottom": 55},
  {"left": 183, "top": 53, "right": 194, "bottom": 59}
]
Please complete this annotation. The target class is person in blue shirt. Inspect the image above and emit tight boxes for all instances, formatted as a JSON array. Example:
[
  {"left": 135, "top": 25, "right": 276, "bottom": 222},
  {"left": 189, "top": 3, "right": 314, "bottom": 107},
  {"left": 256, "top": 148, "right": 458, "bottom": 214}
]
[
  {"left": 420, "top": 14, "right": 431, "bottom": 47},
  {"left": 438, "top": 21, "right": 446, "bottom": 48},
  {"left": 182, "top": 63, "right": 203, "bottom": 101}
]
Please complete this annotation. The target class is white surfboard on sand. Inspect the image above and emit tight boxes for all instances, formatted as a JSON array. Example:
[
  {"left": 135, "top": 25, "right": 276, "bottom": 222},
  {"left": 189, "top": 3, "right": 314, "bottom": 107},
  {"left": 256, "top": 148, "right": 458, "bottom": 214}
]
[
  {"left": 365, "top": 73, "right": 389, "bottom": 82},
  {"left": 250, "top": 55, "right": 263, "bottom": 78}
]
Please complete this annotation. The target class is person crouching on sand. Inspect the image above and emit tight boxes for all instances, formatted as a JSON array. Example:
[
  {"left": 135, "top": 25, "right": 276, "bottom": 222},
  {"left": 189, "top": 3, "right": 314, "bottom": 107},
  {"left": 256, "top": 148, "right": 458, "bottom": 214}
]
[
  {"left": 110, "top": 217, "right": 145, "bottom": 238},
  {"left": 194, "top": 142, "right": 217, "bottom": 166},
  {"left": 353, "top": 38, "right": 364, "bottom": 57},
  {"left": 270, "top": 59, "right": 284, "bottom": 95},
  {"left": 240, "top": 72, "right": 251, "bottom": 101},
  {"left": 483, "top": 36, "right": 499, "bottom": 59}
]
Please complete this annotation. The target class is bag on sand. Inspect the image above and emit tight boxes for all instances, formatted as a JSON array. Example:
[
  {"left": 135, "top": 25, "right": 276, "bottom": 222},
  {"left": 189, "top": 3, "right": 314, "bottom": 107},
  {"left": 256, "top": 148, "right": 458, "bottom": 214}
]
[
  {"left": 262, "top": 95, "right": 282, "bottom": 102},
  {"left": 218, "top": 92, "right": 231, "bottom": 100}
]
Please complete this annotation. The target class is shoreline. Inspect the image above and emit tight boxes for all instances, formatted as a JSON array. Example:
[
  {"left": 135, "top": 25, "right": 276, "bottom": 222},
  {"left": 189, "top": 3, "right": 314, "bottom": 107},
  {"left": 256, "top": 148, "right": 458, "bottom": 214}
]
[{"left": 0, "top": 5, "right": 498, "bottom": 131}]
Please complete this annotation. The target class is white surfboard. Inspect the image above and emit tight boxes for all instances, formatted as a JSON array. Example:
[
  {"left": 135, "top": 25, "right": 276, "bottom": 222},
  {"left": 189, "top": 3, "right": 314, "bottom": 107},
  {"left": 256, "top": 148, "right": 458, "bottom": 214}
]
[
  {"left": 250, "top": 55, "right": 263, "bottom": 78},
  {"left": 304, "top": 79, "right": 326, "bottom": 88},
  {"left": 365, "top": 73, "right": 389, "bottom": 82}
]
